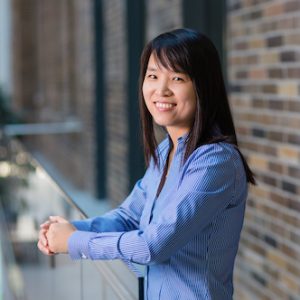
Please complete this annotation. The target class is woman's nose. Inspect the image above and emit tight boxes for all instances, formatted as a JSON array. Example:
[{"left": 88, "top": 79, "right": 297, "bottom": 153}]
[{"left": 155, "top": 80, "right": 172, "bottom": 96}]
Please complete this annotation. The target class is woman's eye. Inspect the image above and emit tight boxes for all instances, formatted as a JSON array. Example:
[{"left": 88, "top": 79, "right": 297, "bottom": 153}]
[
  {"left": 147, "top": 74, "right": 157, "bottom": 79},
  {"left": 173, "top": 77, "right": 184, "bottom": 81}
]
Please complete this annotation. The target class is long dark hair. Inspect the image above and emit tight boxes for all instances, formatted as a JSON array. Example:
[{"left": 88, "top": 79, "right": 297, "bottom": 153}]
[{"left": 139, "top": 28, "right": 255, "bottom": 184}]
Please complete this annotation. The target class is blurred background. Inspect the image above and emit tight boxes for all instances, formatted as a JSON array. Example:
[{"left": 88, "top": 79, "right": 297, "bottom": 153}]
[{"left": 0, "top": 0, "right": 300, "bottom": 299}]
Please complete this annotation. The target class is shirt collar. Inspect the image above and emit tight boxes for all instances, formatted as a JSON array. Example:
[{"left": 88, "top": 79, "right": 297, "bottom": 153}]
[
  {"left": 177, "top": 132, "right": 189, "bottom": 143},
  {"left": 166, "top": 132, "right": 189, "bottom": 146}
]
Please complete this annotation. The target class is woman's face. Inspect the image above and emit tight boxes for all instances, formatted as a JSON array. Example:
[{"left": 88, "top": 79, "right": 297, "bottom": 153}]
[{"left": 142, "top": 53, "right": 197, "bottom": 138}]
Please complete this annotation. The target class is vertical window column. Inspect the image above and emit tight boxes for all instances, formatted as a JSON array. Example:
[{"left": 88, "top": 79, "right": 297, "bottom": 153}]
[
  {"left": 126, "top": 0, "right": 146, "bottom": 190},
  {"left": 93, "top": 0, "right": 106, "bottom": 199},
  {"left": 183, "top": 0, "right": 226, "bottom": 76}
]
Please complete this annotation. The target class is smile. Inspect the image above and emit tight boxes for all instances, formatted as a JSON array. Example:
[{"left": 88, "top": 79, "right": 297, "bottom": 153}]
[{"left": 155, "top": 102, "right": 176, "bottom": 109}]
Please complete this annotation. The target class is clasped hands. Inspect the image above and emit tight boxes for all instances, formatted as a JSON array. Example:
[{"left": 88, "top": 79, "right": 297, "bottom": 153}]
[{"left": 37, "top": 216, "right": 76, "bottom": 255}]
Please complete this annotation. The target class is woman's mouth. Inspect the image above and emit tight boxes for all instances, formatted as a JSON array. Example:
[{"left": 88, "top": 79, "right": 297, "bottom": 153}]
[{"left": 155, "top": 102, "right": 176, "bottom": 111}]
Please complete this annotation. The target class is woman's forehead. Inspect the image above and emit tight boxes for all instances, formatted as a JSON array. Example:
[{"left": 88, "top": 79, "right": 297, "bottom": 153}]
[
  {"left": 147, "top": 53, "right": 161, "bottom": 68},
  {"left": 147, "top": 52, "right": 184, "bottom": 73}
]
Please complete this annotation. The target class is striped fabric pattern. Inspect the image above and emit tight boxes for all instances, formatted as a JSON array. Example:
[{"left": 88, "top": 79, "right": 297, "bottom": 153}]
[{"left": 69, "top": 135, "right": 248, "bottom": 299}]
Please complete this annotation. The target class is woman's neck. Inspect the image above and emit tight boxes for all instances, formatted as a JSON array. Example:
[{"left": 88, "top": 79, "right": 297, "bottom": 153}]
[{"left": 167, "top": 127, "right": 189, "bottom": 148}]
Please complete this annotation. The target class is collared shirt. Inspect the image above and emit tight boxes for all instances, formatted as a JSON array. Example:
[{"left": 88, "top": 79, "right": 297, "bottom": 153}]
[{"left": 69, "top": 135, "right": 248, "bottom": 299}]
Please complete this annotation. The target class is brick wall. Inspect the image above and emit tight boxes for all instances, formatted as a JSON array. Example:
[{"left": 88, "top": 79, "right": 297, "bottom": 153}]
[
  {"left": 227, "top": 0, "right": 300, "bottom": 299},
  {"left": 11, "top": 0, "right": 38, "bottom": 118},
  {"left": 146, "top": 0, "right": 182, "bottom": 40},
  {"left": 11, "top": 0, "right": 96, "bottom": 195}
]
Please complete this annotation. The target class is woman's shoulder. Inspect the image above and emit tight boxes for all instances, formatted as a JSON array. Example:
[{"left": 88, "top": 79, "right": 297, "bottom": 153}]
[
  {"left": 194, "top": 142, "right": 236, "bottom": 156},
  {"left": 180, "top": 142, "right": 246, "bottom": 186},
  {"left": 187, "top": 142, "right": 242, "bottom": 169}
]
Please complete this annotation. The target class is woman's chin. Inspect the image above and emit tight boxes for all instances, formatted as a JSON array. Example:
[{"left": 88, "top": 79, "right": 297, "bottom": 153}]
[{"left": 152, "top": 117, "right": 171, "bottom": 127}]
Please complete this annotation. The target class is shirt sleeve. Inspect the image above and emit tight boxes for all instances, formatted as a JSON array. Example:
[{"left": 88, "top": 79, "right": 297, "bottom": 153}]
[
  {"left": 68, "top": 144, "right": 242, "bottom": 264},
  {"left": 71, "top": 165, "right": 152, "bottom": 233}
]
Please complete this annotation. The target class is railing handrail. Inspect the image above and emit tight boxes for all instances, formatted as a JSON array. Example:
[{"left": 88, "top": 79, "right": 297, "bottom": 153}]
[{"left": 1, "top": 120, "right": 82, "bottom": 136}]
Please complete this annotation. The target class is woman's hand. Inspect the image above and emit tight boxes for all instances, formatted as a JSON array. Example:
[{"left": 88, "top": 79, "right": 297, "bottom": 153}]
[
  {"left": 46, "top": 217, "right": 76, "bottom": 254},
  {"left": 37, "top": 216, "right": 76, "bottom": 255}
]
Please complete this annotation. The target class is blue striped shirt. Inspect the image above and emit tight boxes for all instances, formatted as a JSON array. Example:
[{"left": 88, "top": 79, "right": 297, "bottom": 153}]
[{"left": 69, "top": 134, "right": 248, "bottom": 299}]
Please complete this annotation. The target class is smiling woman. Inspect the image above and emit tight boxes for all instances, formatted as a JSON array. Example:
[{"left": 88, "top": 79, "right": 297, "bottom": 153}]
[
  {"left": 38, "top": 28, "right": 255, "bottom": 300},
  {"left": 142, "top": 54, "right": 196, "bottom": 142}
]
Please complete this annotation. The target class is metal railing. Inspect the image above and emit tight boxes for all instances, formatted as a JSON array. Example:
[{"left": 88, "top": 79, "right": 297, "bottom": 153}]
[{"left": 1, "top": 120, "right": 82, "bottom": 137}]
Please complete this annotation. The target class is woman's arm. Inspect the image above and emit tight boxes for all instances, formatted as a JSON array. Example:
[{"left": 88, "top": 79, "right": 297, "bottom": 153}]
[
  {"left": 38, "top": 176, "right": 150, "bottom": 254},
  {"left": 38, "top": 156, "right": 157, "bottom": 255},
  {"left": 68, "top": 143, "right": 247, "bottom": 264},
  {"left": 72, "top": 177, "right": 149, "bottom": 233},
  {"left": 69, "top": 156, "right": 157, "bottom": 233}
]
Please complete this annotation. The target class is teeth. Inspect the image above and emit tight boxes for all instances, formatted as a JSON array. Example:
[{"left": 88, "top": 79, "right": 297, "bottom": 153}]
[{"left": 155, "top": 102, "right": 174, "bottom": 109}]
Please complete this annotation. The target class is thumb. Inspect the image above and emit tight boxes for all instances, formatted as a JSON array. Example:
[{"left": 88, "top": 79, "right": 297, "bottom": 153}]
[{"left": 49, "top": 216, "right": 69, "bottom": 224}]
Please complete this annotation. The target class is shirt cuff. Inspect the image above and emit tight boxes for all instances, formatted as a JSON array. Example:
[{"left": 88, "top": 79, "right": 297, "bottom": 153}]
[
  {"left": 68, "top": 230, "right": 125, "bottom": 261},
  {"left": 68, "top": 230, "right": 98, "bottom": 260}
]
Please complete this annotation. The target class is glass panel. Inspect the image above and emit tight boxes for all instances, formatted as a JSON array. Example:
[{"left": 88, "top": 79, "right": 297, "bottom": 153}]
[
  {"left": 82, "top": 260, "right": 105, "bottom": 299},
  {"left": 82, "top": 260, "right": 140, "bottom": 300},
  {"left": 0, "top": 138, "right": 82, "bottom": 300},
  {"left": 0, "top": 138, "right": 143, "bottom": 299}
]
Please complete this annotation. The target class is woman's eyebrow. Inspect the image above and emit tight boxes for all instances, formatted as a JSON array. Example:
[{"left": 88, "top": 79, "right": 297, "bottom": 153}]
[
  {"left": 146, "top": 66, "right": 158, "bottom": 71},
  {"left": 146, "top": 65, "right": 186, "bottom": 75}
]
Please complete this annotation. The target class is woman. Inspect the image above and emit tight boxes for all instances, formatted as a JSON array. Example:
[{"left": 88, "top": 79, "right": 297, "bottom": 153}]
[{"left": 38, "top": 28, "right": 255, "bottom": 299}]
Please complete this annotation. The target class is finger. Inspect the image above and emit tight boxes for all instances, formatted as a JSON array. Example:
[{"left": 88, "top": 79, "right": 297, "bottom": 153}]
[
  {"left": 38, "top": 229, "right": 48, "bottom": 246},
  {"left": 45, "top": 230, "right": 54, "bottom": 248},
  {"left": 45, "top": 233, "right": 56, "bottom": 254},
  {"left": 37, "top": 240, "right": 47, "bottom": 254},
  {"left": 37, "top": 240, "right": 54, "bottom": 256},
  {"left": 49, "top": 216, "right": 68, "bottom": 224}
]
